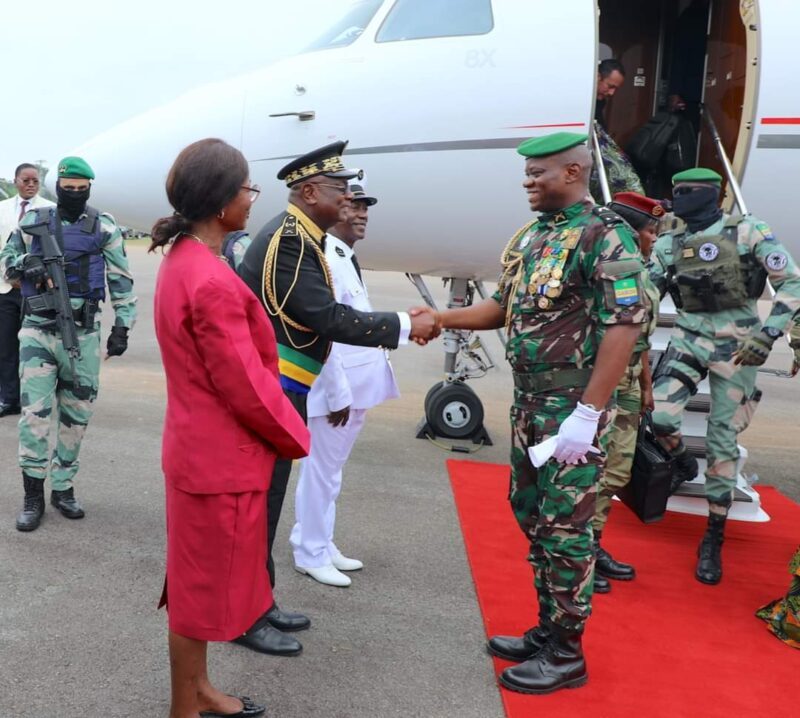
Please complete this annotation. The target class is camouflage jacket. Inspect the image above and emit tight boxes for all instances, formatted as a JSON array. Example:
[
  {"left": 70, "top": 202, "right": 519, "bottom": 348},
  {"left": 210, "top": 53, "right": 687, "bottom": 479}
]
[
  {"left": 590, "top": 123, "right": 644, "bottom": 203},
  {"left": 493, "top": 199, "right": 648, "bottom": 374},
  {"left": 650, "top": 214, "right": 800, "bottom": 339}
]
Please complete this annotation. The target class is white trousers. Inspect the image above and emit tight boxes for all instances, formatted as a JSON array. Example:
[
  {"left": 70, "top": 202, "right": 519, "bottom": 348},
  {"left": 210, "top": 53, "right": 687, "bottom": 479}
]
[{"left": 290, "top": 409, "right": 367, "bottom": 568}]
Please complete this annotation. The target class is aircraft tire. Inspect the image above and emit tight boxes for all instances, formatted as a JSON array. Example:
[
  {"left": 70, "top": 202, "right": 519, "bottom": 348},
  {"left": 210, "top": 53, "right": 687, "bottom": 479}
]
[{"left": 425, "top": 381, "right": 484, "bottom": 440}]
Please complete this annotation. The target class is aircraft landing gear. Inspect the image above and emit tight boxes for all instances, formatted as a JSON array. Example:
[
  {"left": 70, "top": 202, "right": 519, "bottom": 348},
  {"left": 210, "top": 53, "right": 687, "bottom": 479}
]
[{"left": 407, "top": 274, "right": 497, "bottom": 446}]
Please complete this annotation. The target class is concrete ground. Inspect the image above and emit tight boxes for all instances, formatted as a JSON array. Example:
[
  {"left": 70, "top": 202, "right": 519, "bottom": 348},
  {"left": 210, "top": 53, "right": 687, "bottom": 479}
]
[{"left": 0, "top": 244, "right": 797, "bottom": 718}]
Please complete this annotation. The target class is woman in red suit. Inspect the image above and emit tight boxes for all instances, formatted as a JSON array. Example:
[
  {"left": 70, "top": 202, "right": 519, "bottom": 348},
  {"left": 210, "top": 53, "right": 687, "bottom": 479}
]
[{"left": 150, "top": 138, "right": 309, "bottom": 718}]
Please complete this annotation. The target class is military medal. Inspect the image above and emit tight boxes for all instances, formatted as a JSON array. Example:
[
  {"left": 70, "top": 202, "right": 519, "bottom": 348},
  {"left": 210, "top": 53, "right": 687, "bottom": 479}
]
[
  {"left": 552, "top": 267, "right": 564, "bottom": 280},
  {"left": 545, "top": 286, "right": 562, "bottom": 299},
  {"left": 547, "top": 277, "right": 561, "bottom": 288},
  {"left": 560, "top": 228, "right": 581, "bottom": 250},
  {"left": 537, "top": 296, "right": 552, "bottom": 310}
]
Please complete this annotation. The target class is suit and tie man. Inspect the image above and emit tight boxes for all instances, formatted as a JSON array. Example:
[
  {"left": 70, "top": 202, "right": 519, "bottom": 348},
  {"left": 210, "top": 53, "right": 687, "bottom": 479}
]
[
  {"left": 290, "top": 180, "right": 400, "bottom": 587},
  {"left": 0, "top": 164, "right": 54, "bottom": 417},
  {"left": 236, "top": 142, "right": 437, "bottom": 656}
]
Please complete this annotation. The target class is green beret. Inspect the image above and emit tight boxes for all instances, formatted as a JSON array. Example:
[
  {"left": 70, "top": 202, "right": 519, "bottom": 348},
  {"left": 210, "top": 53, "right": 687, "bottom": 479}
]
[
  {"left": 672, "top": 167, "right": 722, "bottom": 185},
  {"left": 58, "top": 156, "right": 95, "bottom": 180},
  {"left": 517, "top": 132, "right": 589, "bottom": 158}
]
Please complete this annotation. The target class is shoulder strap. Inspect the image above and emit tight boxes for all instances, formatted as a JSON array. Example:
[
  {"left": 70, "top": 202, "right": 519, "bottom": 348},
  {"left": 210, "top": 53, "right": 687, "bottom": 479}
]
[
  {"left": 80, "top": 207, "right": 100, "bottom": 234},
  {"left": 593, "top": 206, "right": 624, "bottom": 228}
]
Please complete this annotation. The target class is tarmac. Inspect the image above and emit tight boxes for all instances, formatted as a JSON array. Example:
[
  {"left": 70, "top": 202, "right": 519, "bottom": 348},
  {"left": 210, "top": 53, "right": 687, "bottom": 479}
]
[{"left": 1, "top": 244, "right": 798, "bottom": 718}]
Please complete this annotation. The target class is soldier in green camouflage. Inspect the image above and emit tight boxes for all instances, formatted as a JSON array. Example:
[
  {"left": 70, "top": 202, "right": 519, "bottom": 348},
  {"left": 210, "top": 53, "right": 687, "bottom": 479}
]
[
  {"left": 0, "top": 157, "right": 137, "bottom": 532},
  {"left": 591, "top": 192, "right": 664, "bottom": 594},
  {"left": 436, "top": 132, "right": 647, "bottom": 695},
  {"left": 649, "top": 168, "right": 800, "bottom": 585}
]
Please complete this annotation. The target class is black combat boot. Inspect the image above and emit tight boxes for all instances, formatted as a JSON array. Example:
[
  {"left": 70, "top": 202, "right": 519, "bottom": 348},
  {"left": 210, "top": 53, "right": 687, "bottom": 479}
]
[
  {"left": 594, "top": 535, "right": 635, "bottom": 581},
  {"left": 499, "top": 625, "right": 587, "bottom": 694},
  {"left": 51, "top": 487, "right": 85, "bottom": 519},
  {"left": 669, "top": 442, "right": 699, "bottom": 495},
  {"left": 16, "top": 474, "right": 45, "bottom": 532},
  {"left": 593, "top": 572, "right": 611, "bottom": 593},
  {"left": 487, "top": 623, "right": 551, "bottom": 662},
  {"left": 696, "top": 511, "right": 726, "bottom": 585}
]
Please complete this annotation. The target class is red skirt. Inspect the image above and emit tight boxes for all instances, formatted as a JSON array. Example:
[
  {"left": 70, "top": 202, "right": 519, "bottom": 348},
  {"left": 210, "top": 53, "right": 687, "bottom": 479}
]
[{"left": 162, "top": 484, "right": 272, "bottom": 641}]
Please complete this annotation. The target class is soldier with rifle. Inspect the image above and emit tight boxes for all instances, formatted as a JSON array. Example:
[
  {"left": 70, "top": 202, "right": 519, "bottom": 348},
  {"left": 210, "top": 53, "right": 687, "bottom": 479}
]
[
  {"left": 649, "top": 167, "right": 800, "bottom": 584},
  {"left": 0, "top": 157, "right": 137, "bottom": 531}
]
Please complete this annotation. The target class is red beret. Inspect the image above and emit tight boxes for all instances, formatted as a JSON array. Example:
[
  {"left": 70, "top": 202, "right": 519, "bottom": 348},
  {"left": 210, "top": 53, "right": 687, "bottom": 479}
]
[{"left": 610, "top": 192, "right": 665, "bottom": 219}]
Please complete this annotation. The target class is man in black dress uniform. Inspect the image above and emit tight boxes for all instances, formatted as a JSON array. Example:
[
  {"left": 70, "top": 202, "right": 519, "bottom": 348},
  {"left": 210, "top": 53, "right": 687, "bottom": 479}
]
[{"left": 236, "top": 141, "right": 437, "bottom": 656}]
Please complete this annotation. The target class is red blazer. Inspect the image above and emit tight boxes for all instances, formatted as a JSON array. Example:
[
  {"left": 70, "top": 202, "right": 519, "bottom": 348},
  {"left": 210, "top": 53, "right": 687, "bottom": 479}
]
[{"left": 154, "top": 237, "right": 309, "bottom": 494}]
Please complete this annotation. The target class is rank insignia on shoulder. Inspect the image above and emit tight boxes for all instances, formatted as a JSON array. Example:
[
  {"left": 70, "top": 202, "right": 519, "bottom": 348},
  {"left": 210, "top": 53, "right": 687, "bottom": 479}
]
[
  {"left": 282, "top": 215, "right": 298, "bottom": 236},
  {"left": 335, "top": 246, "right": 346, "bottom": 257},
  {"left": 553, "top": 212, "right": 567, "bottom": 225},
  {"left": 561, "top": 228, "right": 582, "bottom": 249},
  {"left": 593, "top": 206, "right": 623, "bottom": 227},
  {"left": 612, "top": 277, "right": 640, "bottom": 306},
  {"left": 766, "top": 251, "right": 788, "bottom": 271}
]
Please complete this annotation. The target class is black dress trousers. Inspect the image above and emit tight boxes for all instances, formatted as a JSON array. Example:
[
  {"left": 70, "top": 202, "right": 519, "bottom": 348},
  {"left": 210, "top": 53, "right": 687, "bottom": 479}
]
[{"left": 0, "top": 288, "right": 22, "bottom": 406}]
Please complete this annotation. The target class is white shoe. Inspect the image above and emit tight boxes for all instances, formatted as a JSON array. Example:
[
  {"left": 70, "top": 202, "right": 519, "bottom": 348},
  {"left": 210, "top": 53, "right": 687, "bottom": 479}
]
[
  {"left": 295, "top": 563, "right": 352, "bottom": 587},
  {"left": 331, "top": 554, "right": 363, "bottom": 572}
]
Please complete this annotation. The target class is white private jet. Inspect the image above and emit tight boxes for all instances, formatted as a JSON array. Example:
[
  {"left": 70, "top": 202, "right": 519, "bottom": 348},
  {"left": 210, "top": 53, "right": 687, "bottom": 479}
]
[{"left": 71, "top": 0, "right": 800, "bottom": 520}]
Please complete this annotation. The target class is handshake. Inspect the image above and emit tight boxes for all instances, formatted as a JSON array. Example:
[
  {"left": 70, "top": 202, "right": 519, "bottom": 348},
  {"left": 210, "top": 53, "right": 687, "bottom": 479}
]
[{"left": 408, "top": 306, "right": 443, "bottom": 346}]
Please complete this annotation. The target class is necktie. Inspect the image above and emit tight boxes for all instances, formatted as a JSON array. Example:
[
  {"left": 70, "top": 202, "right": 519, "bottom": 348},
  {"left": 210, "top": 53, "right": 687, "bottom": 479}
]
[
  {"left": 18, "top": 200, "right": 29, "bottom": 222},
  {"left": 351, "top": 254, "right": 363, "bottom": 282}
]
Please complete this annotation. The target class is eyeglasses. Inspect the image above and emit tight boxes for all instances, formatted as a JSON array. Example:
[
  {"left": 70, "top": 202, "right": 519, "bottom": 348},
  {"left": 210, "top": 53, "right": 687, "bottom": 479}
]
[
  {"left": 241, "top": 184, "right": 261, "bottom": 203},
  {"left": 309, "top": 181, "right": 349, "bottom": 195},
  {"left": 18, "top": 178, "right": 40, "bottom": 185}
]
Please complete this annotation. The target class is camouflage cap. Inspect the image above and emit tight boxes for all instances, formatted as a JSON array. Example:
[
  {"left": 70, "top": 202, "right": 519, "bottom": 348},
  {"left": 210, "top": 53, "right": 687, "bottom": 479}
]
[
  {"left": 517, "top": 132, "right": 589, "bottom": 158},
  {"left": 671, "top": 167, "right": 722, "bottom": 185},
  {"left": 57, "top": 156, "right": 95, "bottom": 180}
]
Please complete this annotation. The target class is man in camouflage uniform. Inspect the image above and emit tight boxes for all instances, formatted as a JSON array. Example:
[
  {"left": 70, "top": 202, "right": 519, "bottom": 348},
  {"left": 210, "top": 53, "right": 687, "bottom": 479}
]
[
  {"left": 0, "top": 157, "right": 136, "bottom": 532},
  {"left": 222, "top": 229, "right": 252, "bottom": 271},
  {"left": 438, "top": 132, "right": 647, "bottom": 694},
  {"left": 590, "top": 59, "right": 644, "bottom": 202},
  {"left": 592, "top": 193, "right": 664, "bottom": 593},
  {"left": 649, "top": 168, "right": 800, "bottom": 584}
]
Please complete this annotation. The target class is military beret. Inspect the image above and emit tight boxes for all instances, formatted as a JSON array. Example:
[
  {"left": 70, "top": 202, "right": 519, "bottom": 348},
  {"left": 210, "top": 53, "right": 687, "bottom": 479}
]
[
  {"left": 349, "top": 180, "right": 377, "bottom": 206},
  {"left": 58, "top": 156, "right": 95, "bottom": 180},
  {"left": 277, "top": 140, "right": 363, "bottom": 187},
  {"left": 671, "top": 167, "right": 723, "bottom": 185},
  {"left": 517, "top": 132, "right": 589, "bottom": 158},
  {"left": 609, "top": 192, "right": 665, "bottom": 219}
]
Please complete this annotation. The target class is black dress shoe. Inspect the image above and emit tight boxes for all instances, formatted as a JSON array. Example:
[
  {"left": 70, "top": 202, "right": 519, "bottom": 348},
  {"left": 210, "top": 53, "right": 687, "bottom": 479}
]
[
  {"left": 0, "top": 403, "right": 21, "bottom": 417},
  {"left": 232, "top": 623, "right": 302, "bottom": 656},
  {"left": 594, "top": 573, "right": 611, "bottom": 594},
  {"left": 595, "top": 544, "right": 635, "bottom": 581},
  {"left": 51, "top": 488, "right": 85, "bottom": 519},
  {"left": 200, "top": 695, "right": 266, "bottom": 717},
  {"left": 488, "top": 624, "right": 551, "bottom": 662},
  {"left": 265, "top": 603, "right": 310, "bottom": 632}
]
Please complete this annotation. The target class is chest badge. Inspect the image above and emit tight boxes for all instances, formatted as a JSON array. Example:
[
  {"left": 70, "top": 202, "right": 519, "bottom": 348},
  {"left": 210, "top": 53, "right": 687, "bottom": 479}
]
[
  {"left": 698, "top": 242, "right": 719, "bottom": 262},
  {"left": 335, "top": 246, "right": 346, "bottom": 257},
  {"left": 561, "top": 228, "right": 581, "bottom": 250},
  {"left": 518, "top": 234, "right": 531, "bottom": 250}
]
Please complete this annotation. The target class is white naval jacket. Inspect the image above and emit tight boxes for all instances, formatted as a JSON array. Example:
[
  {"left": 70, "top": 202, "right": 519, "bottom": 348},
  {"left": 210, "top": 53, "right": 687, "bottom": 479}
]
[
  {"left": 306, "top": 233, "right": 400, "bottom": 418},
  {"left": 0, "top": 193, "right": 55, "bottom": 294}
]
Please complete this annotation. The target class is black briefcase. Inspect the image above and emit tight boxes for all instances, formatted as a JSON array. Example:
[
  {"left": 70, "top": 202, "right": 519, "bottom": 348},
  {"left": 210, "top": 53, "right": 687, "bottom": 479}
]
[{"left": 618, "top": 412, "right": 674, "bottom": 523}]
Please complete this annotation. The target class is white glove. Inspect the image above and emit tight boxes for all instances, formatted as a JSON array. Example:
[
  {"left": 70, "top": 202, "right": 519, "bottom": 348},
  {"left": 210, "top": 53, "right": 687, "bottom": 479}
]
[{"left": 553, "top": 402, "right": 603, "bottom": 465}]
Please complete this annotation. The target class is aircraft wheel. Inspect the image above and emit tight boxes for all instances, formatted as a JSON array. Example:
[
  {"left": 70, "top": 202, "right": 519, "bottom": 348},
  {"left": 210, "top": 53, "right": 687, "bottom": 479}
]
[{"left": 425, "top": 382, "right": 484, "bottom": 440}]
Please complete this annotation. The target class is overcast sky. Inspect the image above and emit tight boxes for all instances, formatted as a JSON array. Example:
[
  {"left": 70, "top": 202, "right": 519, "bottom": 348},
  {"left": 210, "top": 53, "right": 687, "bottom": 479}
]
[{"left": 0, "top": 0, "right": 351, "bottom": 180}]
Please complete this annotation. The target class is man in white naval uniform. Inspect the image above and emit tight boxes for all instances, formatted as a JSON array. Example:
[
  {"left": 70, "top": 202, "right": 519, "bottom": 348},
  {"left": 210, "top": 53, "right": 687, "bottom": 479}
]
[{"left": 290, "top": 181, "right": 399, "bottom": 587}]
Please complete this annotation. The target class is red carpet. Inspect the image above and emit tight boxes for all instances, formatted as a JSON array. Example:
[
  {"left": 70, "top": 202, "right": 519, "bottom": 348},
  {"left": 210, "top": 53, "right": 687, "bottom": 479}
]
[{"left": 448, "top": 459, "right": 799, "bottom": 718}]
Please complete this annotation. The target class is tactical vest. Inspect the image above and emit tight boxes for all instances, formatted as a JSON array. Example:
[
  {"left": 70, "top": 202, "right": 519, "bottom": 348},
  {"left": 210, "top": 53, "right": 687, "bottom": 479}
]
[
  {"left": 667, "top": 216, "right": 766, "bottom": 313},
  {"left": 21, "top": 207, "right": 106, "bottom": 301}
]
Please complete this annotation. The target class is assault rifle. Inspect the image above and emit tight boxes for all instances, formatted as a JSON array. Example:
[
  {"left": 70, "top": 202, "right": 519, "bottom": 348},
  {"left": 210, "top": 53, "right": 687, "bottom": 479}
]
[{"left": 23, "top": 216, "right": 81, "bottom": 372}]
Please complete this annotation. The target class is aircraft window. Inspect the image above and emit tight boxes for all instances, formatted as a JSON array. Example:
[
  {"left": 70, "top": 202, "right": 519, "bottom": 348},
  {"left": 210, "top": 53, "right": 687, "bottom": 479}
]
[
  {"left": 305, "top": 0, "right": 384, "bottom": 51},
  {"left": 376, "top": 0, "right": 493, "bottom": 43}
]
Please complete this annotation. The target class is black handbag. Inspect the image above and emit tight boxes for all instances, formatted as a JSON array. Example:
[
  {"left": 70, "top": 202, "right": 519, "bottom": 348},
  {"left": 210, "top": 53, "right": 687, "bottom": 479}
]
[{"left": 618, "top": 411, "right": 674, "bottom": 523}]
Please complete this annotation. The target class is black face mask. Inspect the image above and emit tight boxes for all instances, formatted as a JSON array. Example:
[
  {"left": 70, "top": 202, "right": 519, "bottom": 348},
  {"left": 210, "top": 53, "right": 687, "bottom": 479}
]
[
  {"left": 57, "top": 185, "right": 91, "bottom": 222},
  {"left": 672, "top": 185, "right": 722, "bottom": 232}
]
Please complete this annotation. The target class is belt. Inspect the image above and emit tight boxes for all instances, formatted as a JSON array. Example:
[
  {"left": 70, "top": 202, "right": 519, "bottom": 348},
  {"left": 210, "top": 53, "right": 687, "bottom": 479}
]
[{"left": 513, "top": 367, "right": 593, "bottom": 394}]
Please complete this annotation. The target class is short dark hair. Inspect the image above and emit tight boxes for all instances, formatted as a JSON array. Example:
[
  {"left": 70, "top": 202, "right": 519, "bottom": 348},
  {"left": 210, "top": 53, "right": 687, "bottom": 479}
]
[
  {"left": 14, "top": 163, "right": 38, "bottom": 179},
  {"left": 150, "top": 138, "right": 248, "bottom": 251},
  {"left": 598, "top": 59, "right": 625, "bottom": 79}
]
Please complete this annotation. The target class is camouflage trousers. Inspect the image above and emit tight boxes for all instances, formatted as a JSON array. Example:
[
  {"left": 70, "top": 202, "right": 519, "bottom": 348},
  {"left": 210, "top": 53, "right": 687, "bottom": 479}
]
[
  {"left": 651, "top": 326, "right": 758, "bottom": 507},
  {"left": 17, "top": 323, "right": 101, "bottom": 490},
  {"left": 593, "top": 361, "right": 642, "bottom": 532},
  {"left": 510, "top": 386, "right": 608, "bottom": 633},
  {"left": 589, "top": 124, "right": 644, "bottom": 203}
]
